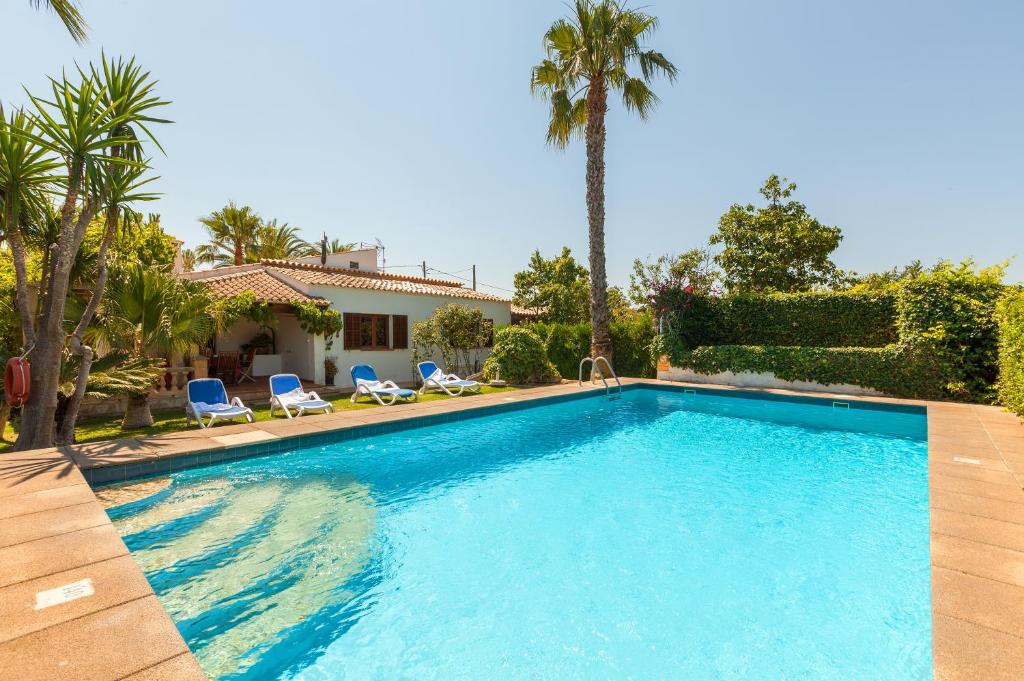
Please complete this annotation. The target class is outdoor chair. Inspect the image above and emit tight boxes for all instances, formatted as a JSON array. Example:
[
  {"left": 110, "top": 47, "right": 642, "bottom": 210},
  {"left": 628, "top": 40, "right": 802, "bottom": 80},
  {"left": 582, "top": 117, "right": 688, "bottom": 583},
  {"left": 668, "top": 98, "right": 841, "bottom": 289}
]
[
  {"left": 269, "top": 373, "right": 334, "bottom": 418},
  {"left": 417, "top": 361, "right": 481, "bottom": 396},
  {"left": 350, "top": 364, "right": 418, "bottom": 406},
  {"left": 186, "top": 378, "right": 255, "bottom": 429}
]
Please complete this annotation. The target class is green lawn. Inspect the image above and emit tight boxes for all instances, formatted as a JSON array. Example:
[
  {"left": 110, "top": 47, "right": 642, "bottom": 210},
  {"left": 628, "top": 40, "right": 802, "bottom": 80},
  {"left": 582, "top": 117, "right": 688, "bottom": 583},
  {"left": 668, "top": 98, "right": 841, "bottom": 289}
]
[{"left": 0, "top": 385, "right": 517, "bottom": 453}]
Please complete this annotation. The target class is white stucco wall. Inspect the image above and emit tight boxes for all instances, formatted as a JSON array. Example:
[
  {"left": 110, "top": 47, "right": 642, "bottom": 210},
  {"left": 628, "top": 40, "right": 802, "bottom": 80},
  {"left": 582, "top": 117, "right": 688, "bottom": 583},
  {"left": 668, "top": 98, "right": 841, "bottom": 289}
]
[
  {"left": 310, "top": 287, "right": 512, "bottom": 387},
  {"left": 657, "top": 366, "right": 885, "bottom": 396},
  {"left": 277, "top": 314, "right": 315, "bottom": 380}
]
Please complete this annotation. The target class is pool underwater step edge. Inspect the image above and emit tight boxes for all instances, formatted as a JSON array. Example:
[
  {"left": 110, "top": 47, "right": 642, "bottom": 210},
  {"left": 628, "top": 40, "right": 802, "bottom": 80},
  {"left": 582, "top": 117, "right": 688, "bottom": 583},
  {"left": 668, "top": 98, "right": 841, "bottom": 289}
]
[{"left": 0, "top": 378, "right": 1022, "bottom": 680}]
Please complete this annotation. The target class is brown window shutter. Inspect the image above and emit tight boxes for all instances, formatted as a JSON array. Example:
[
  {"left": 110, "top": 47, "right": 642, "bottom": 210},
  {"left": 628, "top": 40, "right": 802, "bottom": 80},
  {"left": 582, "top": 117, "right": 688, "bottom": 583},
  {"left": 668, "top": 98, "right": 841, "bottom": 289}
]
[
  {"left": 392, "top": 315, "right": 408, "bottom": 349},
  {"left": 343, "top": 313, "right": 361, "bottom": 350}
]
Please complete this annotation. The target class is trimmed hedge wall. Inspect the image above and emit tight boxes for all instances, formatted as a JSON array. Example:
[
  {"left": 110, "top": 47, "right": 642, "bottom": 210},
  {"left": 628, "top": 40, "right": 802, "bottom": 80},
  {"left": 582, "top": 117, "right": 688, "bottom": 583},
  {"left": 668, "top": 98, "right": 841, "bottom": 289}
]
[
  {"left": 527, "top": 317, "right": 657, "bottom": 379},
  {"left": 658, "top": 265, "right": 1007, "bottom": 401},
  {"left": 996, "top": 290, "right": 1024, "bottom": 417},
  {"left": 674, "top": 345, "right": 945, "bottom": 399},
  {"left": 665, "top": 291, "right": 898, "bottom": 349}
]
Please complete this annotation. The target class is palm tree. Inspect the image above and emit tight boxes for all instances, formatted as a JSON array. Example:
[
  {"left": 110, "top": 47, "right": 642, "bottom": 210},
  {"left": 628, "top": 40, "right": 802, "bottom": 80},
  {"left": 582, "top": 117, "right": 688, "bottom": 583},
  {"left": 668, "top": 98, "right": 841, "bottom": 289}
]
[
  {"left": 531, "top": 0, "right": 676, "bottom": 366},
  {"left": 99, "top": 264, "right": 216, "bottom": 428},
  {"left": 250, "top": 219, "right": 312, "bottom": 260},
  {"left": 197, "top": 202, "right": 262, "bottom": 267},
  {"left": 29, "top": 0, "right": 88, "bottom": 43},
  {"left": 179, "top": 247, "right": 197, "bottom": 272},
  {"left": 326, "top": 238, "right": 356, "bottom": 254}
]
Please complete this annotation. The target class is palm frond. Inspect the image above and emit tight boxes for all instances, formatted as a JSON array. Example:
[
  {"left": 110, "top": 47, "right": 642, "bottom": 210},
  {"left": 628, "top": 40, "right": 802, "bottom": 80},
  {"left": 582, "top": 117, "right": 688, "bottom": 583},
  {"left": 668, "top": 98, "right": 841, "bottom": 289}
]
[{"left": 29, "top": 0, "right": 88, "bottom": 43}]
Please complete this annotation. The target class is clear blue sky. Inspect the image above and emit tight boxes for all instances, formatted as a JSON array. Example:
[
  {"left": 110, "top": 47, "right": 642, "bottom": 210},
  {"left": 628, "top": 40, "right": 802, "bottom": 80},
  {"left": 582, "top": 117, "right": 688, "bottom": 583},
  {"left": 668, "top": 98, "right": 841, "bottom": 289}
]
[{"left": 3, "top": 0, "right": 1022, "bottom": 294}]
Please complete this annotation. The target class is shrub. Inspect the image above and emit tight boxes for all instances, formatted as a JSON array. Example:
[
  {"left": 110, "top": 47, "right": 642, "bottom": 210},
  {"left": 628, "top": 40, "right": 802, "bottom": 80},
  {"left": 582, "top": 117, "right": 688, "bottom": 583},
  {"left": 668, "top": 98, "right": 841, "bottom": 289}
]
[
  {"left": 896, "top": 261, "right": 1005, "bottom": 401},
  {"left": 482, "top": 326, "right": 559, "bottom": 384},
  {"left": 527, "top": 315, "right": 656, "bottom": 379},
  {"left": 996, "top": 290, "right": 1024, "bottom": 417},
  {"left": 676, "top": 344, "right": 945, "bottom": 399}
]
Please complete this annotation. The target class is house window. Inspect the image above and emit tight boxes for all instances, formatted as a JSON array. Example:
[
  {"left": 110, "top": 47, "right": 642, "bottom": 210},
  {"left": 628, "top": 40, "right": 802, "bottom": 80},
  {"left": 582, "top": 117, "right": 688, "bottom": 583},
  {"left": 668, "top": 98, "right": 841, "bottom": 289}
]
[
  {"left": 349, "top": 261, "right": 360, "bottom": 270},
  {"left": 344, "top": 313, "right": 390, "bottom": 350},
  {"left": 393, "top": 315, "right": 409, "bottom": 349}
]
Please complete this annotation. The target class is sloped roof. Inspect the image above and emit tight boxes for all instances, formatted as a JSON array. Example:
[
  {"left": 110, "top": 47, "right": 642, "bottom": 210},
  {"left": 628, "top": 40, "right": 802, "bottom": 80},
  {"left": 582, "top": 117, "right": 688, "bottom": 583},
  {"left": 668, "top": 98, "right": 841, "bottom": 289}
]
[
  {"left": 183, "top": 267, "right": 328, "bottom": 306},
  {"left": 266, "top": 261, "right": 508, "bottom": 303},
  {"left": 179, "top": 259, "right": 510, "bottom": 304}
]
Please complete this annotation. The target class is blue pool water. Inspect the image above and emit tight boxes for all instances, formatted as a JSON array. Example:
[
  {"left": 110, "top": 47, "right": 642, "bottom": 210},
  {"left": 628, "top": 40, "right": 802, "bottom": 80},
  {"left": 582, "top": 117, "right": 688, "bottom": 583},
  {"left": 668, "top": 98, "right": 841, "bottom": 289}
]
[{"left": 105, "top": 388, "right": 931, "bottom": 679}]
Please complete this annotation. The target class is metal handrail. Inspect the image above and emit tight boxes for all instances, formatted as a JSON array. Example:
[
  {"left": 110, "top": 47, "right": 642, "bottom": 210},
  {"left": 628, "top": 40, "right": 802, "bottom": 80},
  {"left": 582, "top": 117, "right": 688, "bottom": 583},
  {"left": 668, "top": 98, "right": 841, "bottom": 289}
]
[{"left": 578, "top": 355, "right": 623, "bottom": 399}]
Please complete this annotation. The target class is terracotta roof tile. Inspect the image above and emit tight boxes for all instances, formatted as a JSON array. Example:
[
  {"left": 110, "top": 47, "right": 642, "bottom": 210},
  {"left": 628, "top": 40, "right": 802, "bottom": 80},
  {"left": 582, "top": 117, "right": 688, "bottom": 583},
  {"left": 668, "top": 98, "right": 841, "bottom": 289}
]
[
  {"left": 193, "top": 269, "right": 327, "bottom": 306},
  {"left": 265, "top": 261, "right": 509, "bottom": 303}
]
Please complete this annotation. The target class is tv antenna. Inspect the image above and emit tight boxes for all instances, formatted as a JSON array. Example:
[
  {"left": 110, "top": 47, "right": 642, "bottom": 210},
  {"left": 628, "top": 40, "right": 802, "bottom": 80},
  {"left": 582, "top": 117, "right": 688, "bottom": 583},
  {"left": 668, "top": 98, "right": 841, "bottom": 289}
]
[{"left": 375, "top": 238, "right": 386, "bottom": 272}]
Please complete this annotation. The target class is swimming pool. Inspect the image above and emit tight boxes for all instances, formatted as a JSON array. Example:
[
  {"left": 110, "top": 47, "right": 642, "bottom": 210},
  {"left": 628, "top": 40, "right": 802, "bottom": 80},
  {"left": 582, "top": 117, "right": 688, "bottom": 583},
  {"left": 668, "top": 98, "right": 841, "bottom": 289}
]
[{"left": 104, "top": 387, "right": 931, "bottom": 679}]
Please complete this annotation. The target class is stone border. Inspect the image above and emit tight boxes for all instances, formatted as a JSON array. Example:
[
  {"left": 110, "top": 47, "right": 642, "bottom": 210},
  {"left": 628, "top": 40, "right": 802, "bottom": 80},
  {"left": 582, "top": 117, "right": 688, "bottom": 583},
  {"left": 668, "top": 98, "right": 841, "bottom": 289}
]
[{"left": 1, "top": 379, "right": 1021, "bottom": 679}]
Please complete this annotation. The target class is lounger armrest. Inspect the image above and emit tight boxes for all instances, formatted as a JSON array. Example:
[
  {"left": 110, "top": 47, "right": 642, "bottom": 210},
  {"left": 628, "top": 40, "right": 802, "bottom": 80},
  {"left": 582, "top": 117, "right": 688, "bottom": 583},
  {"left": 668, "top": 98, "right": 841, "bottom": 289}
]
[
  {"left": 230, "top": 396, "right": 246, "bottom": 408},
  {"left": 306, "top": 391, "right": 323, "bottom": 401}
]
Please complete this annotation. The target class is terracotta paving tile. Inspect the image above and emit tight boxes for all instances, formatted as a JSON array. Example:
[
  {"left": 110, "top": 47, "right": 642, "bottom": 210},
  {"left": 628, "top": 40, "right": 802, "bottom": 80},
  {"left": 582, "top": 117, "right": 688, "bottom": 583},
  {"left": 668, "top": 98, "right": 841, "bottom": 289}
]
[
  {"left": 929, "top": 475, "right": 1024, "bottom": 503},
  {"left": 0, "top": 501, "right": 110, "bottom": 548},
  {"left": 120, "top": 653, "right": 206, "bottom": 680},
  {"left": 0, "top": 524, "right": 128, "bottom": 589},
  {"left": 0, "top": 483, "right": 96, "bottom": 520},
  {"left": 0, "top": 452, "right": 85, "bottom": 498},
  {"left": 929, "top": 440, "right": 1001, "bottom": 459},
  {"left": 253, "top": 420, "right": 327, "bottom": 436},
  {"left": 932, "top": 614, "right": 1024, "bottom": 681},
  {"left": 0, "top": 555, "right": 153, "bottom": 643},
  {"left": 931, "top": 509, "right": 1024, "bottom": 552},
  {"left": 928, "top": 452, "right": 1011, "bottom": 471},
  {"left": 932, "top": 567, "right": 1024, "bottom": 638},
  {"left": 930, "top": 490, "right": 1024, "bottom": 524},
  {"left": 0, "top": 596, "right": 189, "bottom": 681},
  {"left": 929, "top": 462, "right": 1020, "bottom": 486},
  {"left": 931, "top": 534, "right": 1024, "bottom": 587}
]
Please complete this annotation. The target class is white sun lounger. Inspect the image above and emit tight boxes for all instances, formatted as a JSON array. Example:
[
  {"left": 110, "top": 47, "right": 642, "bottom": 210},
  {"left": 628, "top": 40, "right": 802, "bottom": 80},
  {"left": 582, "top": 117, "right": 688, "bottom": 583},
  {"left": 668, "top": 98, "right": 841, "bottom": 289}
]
[
  {"left": 416, "top": 361, "right": 481, "bottom": 396},
  {"left": 186, "top": 378, "right": 255, "bottom": 429},
  {"left": 269, "top": 373, "right": 334, "bottom": 418},
  {"left": 350, "top": 364, "right": 418, "bottom": 406}
]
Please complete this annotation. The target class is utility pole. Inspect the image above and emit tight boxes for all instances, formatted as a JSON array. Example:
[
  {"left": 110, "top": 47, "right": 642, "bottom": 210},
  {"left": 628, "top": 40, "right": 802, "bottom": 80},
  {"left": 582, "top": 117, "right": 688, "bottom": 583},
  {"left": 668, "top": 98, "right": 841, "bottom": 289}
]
[
  {"left": 422, "top": 261, "right": 427, "bottom": 278},
  {"left": 472, "top": 264, "right": 476, "bottom": 290}
]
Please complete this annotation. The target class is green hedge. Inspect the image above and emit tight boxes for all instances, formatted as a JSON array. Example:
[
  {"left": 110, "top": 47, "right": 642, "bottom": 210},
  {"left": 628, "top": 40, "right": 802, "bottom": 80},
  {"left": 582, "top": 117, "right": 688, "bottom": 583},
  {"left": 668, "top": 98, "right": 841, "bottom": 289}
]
[
  {"left": 996, "top": 290, "right": 1024, "bottom": 417},
  {"left": 527, "top": 317, "right": 657, "bottom": 379},
  {"left": 676, "top": 344, "right": 946, "bottom": 399},
  {"left": 897, "top": 268, "right": 1004, "bottom": 401},
  {"left": 664, "top": 291, "right": 898, "bottom": 349}
]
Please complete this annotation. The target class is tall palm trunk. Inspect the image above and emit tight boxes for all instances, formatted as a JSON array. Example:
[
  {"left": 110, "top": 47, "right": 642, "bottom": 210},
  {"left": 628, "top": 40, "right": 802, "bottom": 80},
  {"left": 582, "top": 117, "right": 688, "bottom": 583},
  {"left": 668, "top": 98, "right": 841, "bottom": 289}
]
[
  {"left": 234, "top": 239, "right": 243, "bottom": 266},
  {"left": 584, "top": 79, "right": 613, "bottom": 367}
]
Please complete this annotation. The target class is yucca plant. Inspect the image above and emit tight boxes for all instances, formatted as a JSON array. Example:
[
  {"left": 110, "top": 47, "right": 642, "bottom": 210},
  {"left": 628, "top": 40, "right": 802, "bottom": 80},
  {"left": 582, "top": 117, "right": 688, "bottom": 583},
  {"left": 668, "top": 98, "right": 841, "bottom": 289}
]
[
  {"left": 9, "top": 58, "right": 170, "bottom": 450},
  {"left": 531, "top": 0, "right": 676, "bottom": 367}
]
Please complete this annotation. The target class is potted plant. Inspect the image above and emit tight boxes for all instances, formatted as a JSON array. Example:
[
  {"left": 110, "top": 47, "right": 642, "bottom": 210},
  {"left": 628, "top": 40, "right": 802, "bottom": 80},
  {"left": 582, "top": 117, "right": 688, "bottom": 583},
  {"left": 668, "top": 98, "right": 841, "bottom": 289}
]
[{"left": 324, "top": 356, "right": 338, "bottom": 386}]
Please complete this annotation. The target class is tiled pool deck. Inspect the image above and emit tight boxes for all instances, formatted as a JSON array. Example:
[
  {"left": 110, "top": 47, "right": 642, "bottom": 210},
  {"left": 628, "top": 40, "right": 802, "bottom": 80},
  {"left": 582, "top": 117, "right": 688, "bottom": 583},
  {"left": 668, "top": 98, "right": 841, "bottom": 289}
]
[{"left": 1, "top": 379, "right": 1022, "bottom": 679}]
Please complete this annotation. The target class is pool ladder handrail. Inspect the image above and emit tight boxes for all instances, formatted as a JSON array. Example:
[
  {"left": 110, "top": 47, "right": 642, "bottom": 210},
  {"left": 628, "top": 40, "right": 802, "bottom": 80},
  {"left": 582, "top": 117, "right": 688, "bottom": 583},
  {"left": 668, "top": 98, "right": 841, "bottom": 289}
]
[{"left": 578, "top": 356, "right": 622, "bottom": 399}]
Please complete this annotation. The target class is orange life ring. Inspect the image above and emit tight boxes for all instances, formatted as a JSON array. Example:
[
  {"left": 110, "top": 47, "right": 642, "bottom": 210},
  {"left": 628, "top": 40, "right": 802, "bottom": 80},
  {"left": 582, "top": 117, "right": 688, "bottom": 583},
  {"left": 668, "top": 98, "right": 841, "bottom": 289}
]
[{"left": 4, "top": 357, "right": 30, "bottom": 407}]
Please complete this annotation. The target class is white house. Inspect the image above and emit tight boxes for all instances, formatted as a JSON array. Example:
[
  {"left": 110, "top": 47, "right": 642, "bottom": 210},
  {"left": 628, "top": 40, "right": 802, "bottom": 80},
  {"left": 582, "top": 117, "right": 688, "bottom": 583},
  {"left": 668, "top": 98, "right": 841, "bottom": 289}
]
[{"left": 178, "top": 247, "right": 512, "bottom": 387}]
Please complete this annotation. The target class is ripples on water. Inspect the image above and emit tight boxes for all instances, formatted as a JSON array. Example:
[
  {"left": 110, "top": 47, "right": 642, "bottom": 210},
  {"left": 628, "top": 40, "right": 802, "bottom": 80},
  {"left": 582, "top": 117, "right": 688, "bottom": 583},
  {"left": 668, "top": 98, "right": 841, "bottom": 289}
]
[{"left": 104, "top": 390, "right": 931, "bottom": 680}]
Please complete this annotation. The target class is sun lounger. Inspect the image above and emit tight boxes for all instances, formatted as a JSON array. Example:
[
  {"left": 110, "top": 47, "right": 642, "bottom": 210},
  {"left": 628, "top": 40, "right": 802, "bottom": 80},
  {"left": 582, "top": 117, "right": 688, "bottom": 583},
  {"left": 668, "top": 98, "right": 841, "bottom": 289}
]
[
  {"left": 269, "top": 373, "right": 334, "bottom": 418},
  {"left": 186, "top": 378, "right": 255, "bottom": 429},
  {"left": 350, "top": 364, "right": 418, "bottom": 406},
  {"left": 416, "top": 361, "right": 481, "bottom": 396}
]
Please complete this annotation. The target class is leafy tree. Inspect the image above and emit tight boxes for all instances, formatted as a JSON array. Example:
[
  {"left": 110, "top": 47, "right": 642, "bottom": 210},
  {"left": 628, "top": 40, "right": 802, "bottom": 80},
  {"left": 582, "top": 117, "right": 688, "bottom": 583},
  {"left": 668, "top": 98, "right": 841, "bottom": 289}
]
[
  {"left": 710, "top": 175, "right": 844, "bottom": 293},
  {"left": 411, "top": 303, "right": 491, "bottom": 378},
  {"left": 197, "top": 202, "right": 262, "bottom": 267},
  {"left": 29, "top": 0, "right": 88, "bottom": 43},
  {"left": 630, "top": 248, "right": 720, "bottom": 305},
  {"left": 513, "top": 247, "right": 590, "bottom": 324},
  {"left": 531, "top": 0, "right": 677, "bottom": 365},
  {"left": 113, "top": 213, "right": 178, "bottom": 270}
]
